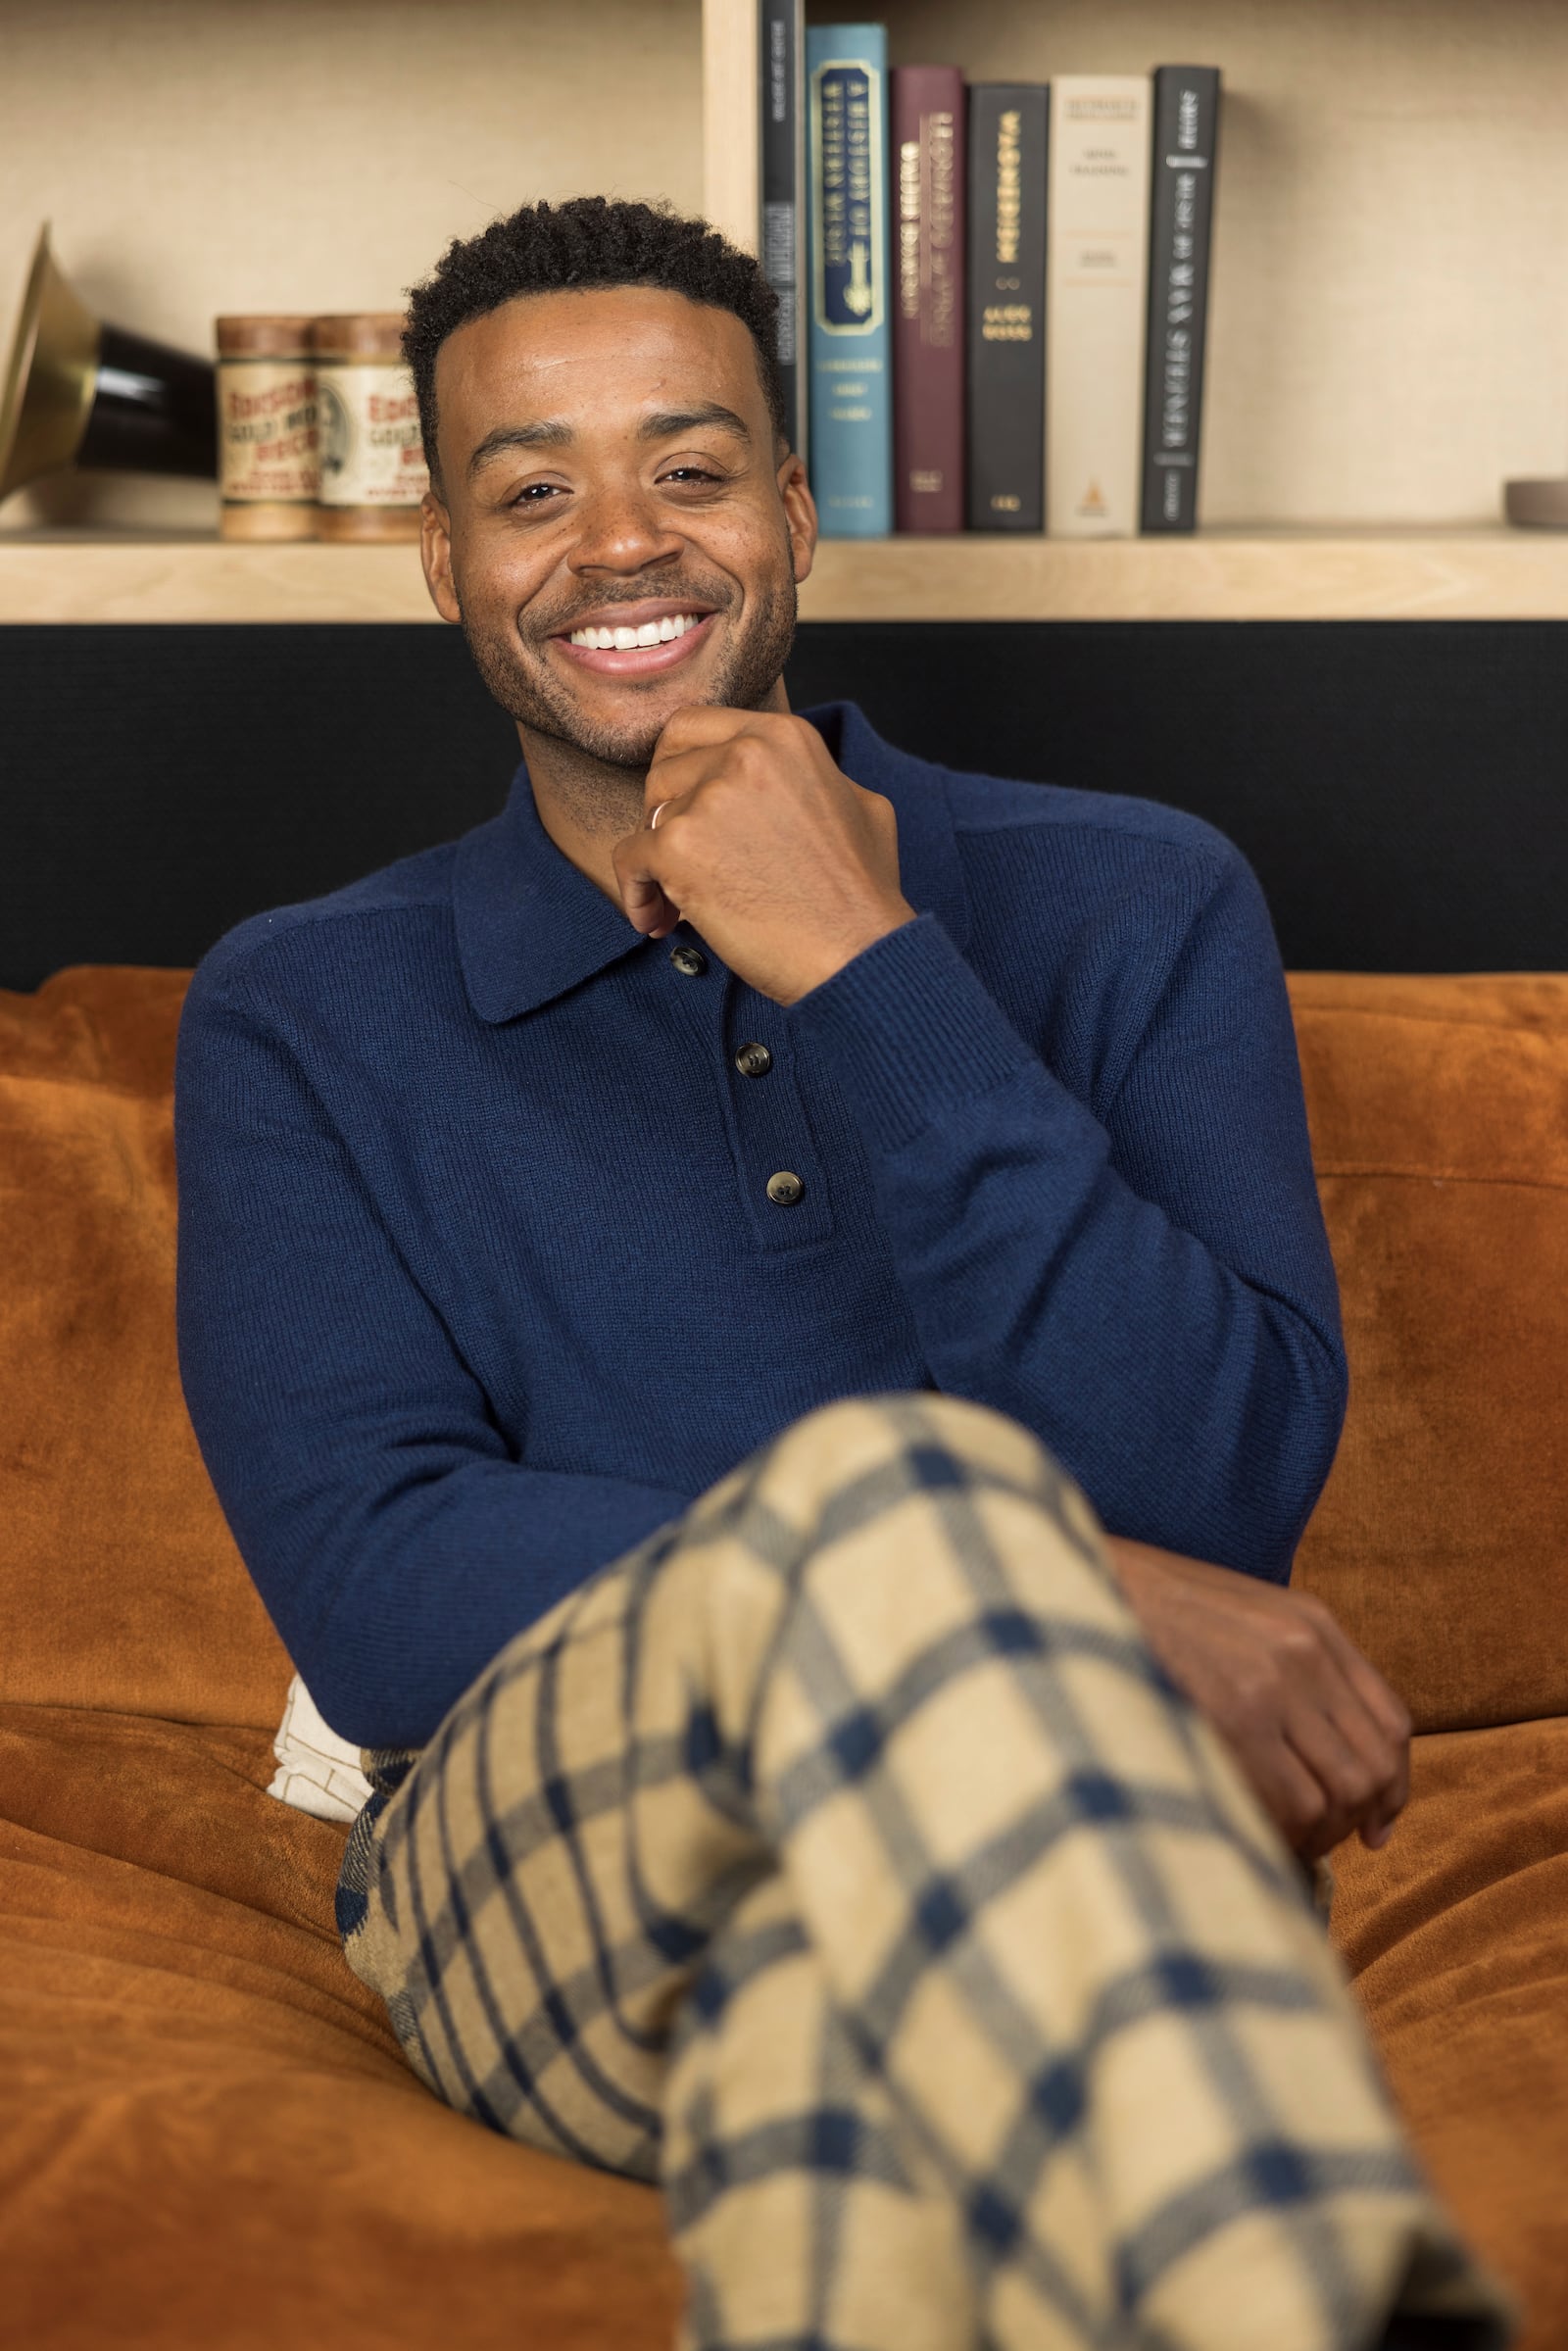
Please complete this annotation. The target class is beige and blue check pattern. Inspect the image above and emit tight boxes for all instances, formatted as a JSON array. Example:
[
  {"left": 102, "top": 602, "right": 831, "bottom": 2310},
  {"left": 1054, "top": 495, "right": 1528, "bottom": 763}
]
[{"left": 339, "top": 1395, "right": 1509, "bottom": 2350}]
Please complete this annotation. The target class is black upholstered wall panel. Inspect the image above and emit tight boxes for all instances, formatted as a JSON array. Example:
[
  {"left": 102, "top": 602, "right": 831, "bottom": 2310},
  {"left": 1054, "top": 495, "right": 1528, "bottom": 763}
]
[{"left": 1, "top": 620, "right": 1563, "bottom": 992}]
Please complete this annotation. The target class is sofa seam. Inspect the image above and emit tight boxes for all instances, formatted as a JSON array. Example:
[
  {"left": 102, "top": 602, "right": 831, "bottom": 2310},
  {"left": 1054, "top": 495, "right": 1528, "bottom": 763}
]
[
  {"left": 1292, "top": 1002, "right": 1568, "bottom": 1037},
  {"left": 1313, "top": 1165, "right": 1568, "bottom": 1195}
]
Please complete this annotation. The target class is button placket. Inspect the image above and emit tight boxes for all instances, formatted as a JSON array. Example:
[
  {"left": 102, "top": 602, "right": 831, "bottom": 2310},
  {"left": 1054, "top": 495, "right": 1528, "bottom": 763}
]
[
  {"left": 723, "top": 984, "right": 831, "bottom": 1247},
  {"left": 658, "top": 946, "right": 829, "bottom": 1244}
]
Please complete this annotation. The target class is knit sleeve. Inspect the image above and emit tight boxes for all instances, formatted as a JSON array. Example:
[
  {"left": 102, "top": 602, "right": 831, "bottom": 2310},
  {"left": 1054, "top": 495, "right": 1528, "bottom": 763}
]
[
  {"left": 789, "top": 850, "right": 1347, "bottom": 1580},
  {"left": 174, "top": 955, "right": 689, "bottom": 1750}
]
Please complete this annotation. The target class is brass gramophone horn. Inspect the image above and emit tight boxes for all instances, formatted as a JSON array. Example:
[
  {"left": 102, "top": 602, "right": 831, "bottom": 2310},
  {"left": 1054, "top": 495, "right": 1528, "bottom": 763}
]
[{"left": 0, "top": 225, "right": 218, "bottom": 501}]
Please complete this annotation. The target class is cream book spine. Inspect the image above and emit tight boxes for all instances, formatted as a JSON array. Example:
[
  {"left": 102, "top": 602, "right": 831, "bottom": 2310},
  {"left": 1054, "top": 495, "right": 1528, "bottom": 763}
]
[{"left": 1046, "top": 74, "right": 1152, "bottom": 536}]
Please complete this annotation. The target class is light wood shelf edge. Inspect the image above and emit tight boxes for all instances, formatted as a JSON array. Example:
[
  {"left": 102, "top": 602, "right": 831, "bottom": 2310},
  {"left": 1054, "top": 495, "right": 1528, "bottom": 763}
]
[
  {"left": 1, "top": 530, "right": 1566, "bottom": 624},
  {"left": 0, "top": 540, "right": 440, "bottom": 624},
  {"left": 799, "top": 533, "right": 1568, "bottom": 622}
]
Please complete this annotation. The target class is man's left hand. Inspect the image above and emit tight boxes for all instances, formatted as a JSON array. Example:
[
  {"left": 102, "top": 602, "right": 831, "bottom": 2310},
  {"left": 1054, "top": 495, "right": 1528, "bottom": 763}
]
[
  {"left": 611, "top": 707, "right": 916, "bottom": 1004},
  {"left": 1104, "top": 1536, "right": 1412, "bottom": 1863}
]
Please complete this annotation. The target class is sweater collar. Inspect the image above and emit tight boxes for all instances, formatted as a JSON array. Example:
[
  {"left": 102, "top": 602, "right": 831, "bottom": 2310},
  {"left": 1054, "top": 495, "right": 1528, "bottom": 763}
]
[{"left": 455, "top": 700, "right": 970, "bottom": 1024}]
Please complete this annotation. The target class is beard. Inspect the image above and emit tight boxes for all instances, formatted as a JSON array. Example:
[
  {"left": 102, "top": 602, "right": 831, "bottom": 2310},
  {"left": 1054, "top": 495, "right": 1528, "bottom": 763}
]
[{"left": 457, "top": 554, "right": 799, "bottom": 788}]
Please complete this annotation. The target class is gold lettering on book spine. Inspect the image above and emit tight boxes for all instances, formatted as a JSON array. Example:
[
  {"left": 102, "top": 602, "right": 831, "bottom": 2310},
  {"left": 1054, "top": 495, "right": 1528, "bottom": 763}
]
[
  {"left": 996, "top": 109, "right": 1021, "bottom": 267},
  {"left": 899, "top": 140, "right": 921, "bottom": 319}
]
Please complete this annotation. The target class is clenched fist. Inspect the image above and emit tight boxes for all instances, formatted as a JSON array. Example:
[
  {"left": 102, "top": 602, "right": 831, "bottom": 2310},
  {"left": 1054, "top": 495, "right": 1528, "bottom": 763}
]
[{"left": 612, "top": 705, "right": 916, "bottom": 1004}]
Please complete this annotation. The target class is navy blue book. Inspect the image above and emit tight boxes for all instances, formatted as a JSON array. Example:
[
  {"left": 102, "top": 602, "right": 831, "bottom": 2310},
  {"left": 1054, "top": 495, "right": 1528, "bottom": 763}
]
[{"left": 806, "top": 23, "right": 893, "bottom": 537}]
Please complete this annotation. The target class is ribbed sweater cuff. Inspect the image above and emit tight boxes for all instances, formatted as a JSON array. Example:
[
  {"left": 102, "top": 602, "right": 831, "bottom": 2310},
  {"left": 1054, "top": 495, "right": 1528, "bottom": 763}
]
[{"left": 790, "top": 913, "right": 1035, "bottom": 1154}]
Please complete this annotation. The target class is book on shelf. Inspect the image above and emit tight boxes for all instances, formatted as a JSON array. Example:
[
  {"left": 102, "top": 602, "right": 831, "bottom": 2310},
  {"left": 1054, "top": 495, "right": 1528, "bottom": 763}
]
[
  {"left": 759, "top": 0, "right": 808, "bottom": 462},
  {"left": 806, "top": 23, "right": 893, "bottom": 538},
  {"left": 965, "top": 83, "right": 1048, "bottom": 532},
  {"left": 1141, "top": 65, "right": 1221, "bottom": 533},
  {"left": 760, "top": 39, "right": 1221, "bottom": 541},
  {"left": 1046, "top": 75, "right": 1152, "bottom": 538},
  {"left": 892, "top": 65, "right": 965, "bottom": 533}
]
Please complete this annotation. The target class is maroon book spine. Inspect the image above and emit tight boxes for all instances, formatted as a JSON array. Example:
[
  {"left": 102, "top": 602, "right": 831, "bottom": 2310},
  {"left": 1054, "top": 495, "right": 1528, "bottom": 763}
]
[{"left": 893, "top": 66, "right": 966, "bottom": 533}]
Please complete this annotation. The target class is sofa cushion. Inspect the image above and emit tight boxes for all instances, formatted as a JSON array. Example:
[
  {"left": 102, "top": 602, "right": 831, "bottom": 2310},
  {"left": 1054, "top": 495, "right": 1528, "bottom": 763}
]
[
  {"left": 0, "top": 967, "right": 288, "bottom": 1732},
  {"left": 1290, "top": 973, "right": 1568, "bottom": 1735},
  {"left": 0, "top": 1700, "right": 681, "bottom": 2349},
  {"left": 1333, "top": 1713, "right": 1568, "bottom": 2348}
]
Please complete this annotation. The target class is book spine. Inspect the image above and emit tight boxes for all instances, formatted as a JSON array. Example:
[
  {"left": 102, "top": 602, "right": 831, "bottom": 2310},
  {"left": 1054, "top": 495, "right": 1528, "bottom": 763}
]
[
  {"left": 1141, "top": 66, "right": 1220, "bottom": 532},
  {"left": 759, "top": 0, "right": 808, "bottom": 462},
  {"left": 965, "top": 84, "right": 1048, "bottom": 531},
  {"left": 892, "top": 65, "right": 965, "bottom": 533},
  {"left": 1046, "top": 75, "right": 1152, "bottom": 537},
  {"left": 806, "top": 24, "right": 893, "bottom": 538}
]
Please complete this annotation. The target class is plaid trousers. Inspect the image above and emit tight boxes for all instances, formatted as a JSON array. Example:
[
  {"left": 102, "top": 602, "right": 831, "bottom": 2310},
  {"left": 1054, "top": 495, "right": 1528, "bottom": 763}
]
[{"left": 337, "top": 1395, "right": 1509, "bottom": 2350}]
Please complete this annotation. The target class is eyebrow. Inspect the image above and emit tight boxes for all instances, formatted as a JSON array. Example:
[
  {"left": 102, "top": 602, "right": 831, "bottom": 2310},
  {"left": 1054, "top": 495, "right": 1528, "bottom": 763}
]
[
  {"left": 639, "top": 404, "right": 752, "bottom": 444},
  {"left": 466, "top": 402, "right": 752, "bottom": 477}
]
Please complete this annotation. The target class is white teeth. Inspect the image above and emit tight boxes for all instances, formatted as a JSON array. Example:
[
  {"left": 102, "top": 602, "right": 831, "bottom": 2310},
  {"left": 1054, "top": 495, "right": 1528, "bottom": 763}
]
[{"left": 566, "top": 612, "right": 704, "bottom": 649}]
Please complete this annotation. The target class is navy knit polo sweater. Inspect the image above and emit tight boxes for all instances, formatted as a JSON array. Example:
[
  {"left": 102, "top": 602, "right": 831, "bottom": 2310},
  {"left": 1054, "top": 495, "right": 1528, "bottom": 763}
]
[{"left": 174, "top": 702, "right": 1347, "bottom": 1749}]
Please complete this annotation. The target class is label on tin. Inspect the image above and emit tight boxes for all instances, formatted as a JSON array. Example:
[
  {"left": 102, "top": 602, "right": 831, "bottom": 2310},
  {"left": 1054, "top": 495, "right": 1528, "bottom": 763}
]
[
  {"left": 218, "top": 360, "right": 318, "bottom": 504},
  {"left": 317, "top": 363, "right": 427, "bottom": 508}
]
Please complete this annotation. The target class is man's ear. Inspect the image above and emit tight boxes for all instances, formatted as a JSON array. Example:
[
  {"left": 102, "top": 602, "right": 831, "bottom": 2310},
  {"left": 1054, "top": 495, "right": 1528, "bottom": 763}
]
[
  {"left": 778, "top": 451, "right": 817, "bottom": 587},
  {"left": 419, "top": 485, "right": 462, "bottom": 625}
]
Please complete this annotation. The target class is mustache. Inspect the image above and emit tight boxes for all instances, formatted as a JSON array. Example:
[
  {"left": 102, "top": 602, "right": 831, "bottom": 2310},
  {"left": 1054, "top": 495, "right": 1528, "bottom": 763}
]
[{"left": 522, "top": 577, "right": 735, "bottom": 641}]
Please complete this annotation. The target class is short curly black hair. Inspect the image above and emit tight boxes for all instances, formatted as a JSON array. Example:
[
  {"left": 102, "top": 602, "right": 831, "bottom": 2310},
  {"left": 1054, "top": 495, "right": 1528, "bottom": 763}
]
[{"left": 404, "top": 196, "right": 787, "bottom": 482}]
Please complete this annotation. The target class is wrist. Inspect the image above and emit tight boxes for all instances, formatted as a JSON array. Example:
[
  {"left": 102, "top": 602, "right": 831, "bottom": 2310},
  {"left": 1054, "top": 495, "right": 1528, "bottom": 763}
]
[
  {"left": 779, "top": 900, "right": 918, "bottom": 1004},
  {"left": 1103, "top": 1534, "right": 1175, "bottom": 1604}
]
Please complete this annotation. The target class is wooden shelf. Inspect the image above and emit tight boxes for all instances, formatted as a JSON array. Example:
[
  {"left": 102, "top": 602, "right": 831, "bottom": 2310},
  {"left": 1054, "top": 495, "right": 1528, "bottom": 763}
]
[
  {"left": 0, "top": 537, "right": 438, "bottom": 625},
  {"left": 2, "top": 528, "right": 1565, "bottom": 625},
  {"left": 798, "top": 531, "right": 1568, "bottom": 623}
]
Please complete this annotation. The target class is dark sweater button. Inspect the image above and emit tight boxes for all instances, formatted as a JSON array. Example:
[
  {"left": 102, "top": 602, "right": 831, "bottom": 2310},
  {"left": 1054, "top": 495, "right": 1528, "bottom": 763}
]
[
  {"left": 669, "top": 942, "right": 708, "bottom": 977},
  {"left": 766, "top": 1170, "right": 805, "bottom": 1206},
  {"left": 735, "top": 1041, "right": 773, "bottom": 1078}
]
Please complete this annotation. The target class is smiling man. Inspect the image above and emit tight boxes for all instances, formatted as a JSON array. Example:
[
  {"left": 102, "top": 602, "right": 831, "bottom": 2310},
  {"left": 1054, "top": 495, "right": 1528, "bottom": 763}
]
[{"left": 174, "top": 200, "right": 1504, "bottom": 2349}]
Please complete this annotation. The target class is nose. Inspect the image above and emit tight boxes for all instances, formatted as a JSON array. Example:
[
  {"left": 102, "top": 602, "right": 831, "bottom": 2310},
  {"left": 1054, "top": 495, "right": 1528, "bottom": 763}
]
[{"left": 567, "top": 475, "right": 685, "bottom": 578}]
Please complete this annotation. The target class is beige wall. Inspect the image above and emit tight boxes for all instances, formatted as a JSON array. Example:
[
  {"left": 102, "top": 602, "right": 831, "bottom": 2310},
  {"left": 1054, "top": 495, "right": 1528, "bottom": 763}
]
[{"left": 0, "top": 0, "right": 704, "bottom": 530}]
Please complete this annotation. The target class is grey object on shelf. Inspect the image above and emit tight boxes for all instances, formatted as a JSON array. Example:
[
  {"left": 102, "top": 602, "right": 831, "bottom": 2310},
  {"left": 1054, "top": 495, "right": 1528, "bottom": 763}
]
[{"left": 1504, "top": 476, "right": 1568, "bottom": 528}]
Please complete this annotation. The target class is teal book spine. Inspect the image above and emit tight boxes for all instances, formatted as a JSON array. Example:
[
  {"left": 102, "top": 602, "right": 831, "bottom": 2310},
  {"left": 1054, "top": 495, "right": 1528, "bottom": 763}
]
[{"left": 806, "top": 24, "right": 893, "bottom": 537}]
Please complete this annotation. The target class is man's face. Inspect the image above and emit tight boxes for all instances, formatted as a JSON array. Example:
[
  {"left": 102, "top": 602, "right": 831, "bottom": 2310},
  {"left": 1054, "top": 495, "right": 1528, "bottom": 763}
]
[{"left": 421, "top": 285, "right": 816, "bottom": 768}]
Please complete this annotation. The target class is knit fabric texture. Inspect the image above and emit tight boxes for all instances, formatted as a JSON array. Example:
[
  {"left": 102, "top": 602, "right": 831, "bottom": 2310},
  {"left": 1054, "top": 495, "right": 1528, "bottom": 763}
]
[{"left": 174, "top": 702, "right": 1347, "bottom": 1750}]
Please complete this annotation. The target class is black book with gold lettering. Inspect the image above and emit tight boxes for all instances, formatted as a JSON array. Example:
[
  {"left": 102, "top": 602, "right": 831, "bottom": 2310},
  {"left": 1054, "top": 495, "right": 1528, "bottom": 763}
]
[
  {"left": 1141, "top": 65, "right": 1220, "bottom": 532},
  {"left": 760, "top": 0, "right": 808, "bottom": 464},
  {"left": 965, "top": 82, "right": 1048, "bottom": 531}
]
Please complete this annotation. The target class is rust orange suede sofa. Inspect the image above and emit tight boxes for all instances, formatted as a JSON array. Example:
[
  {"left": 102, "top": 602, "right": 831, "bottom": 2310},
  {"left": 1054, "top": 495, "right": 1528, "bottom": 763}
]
[{"left": 3, "top": 963, "right": 1565, "bottom": 2349}]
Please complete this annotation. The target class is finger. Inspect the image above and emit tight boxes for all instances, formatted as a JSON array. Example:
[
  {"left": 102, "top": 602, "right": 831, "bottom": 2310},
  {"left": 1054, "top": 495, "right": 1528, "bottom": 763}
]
[
  {"left": 1281, "top": 1694, "right": 1394, "bottom": 1853},
  {"left": 646, "top": 786, "right": 695, "bottom": 836},
  {"left": 1357, "top": 1727, "right": 1409, "bottom": 1847},
  {"left": 642, "top": 739, "right": 727, "bottom": 815},
  {"left": 649, "top": 701, "right": 755, "bottom": 768},
  {"left": 621, "top": 872, "right": 681, "bottom": 938},
  {"left": 612, "top": 834, "right": 682, "bottom": 939},
  {"left": 1227, "top": 1730, "right": 1340, "bottom": 1861},
  {"left": 1295, "top": 1611, "right": 1411, "bottom": 1840},
  {"left": 1313, "top": 1607, "right": 1413, "bottom": 1744}
]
